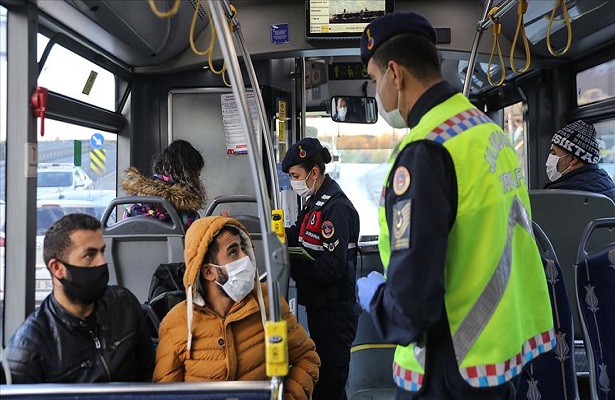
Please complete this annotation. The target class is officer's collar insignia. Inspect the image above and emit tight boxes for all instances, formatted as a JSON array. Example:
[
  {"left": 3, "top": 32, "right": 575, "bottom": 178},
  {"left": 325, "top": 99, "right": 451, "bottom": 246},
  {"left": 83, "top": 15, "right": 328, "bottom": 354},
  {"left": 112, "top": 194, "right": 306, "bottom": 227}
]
[
  {"left": 322, "top": 220, "right": 335, "bottom": 239},
  {"left": 393, "top": 166, "right": 411, "bottom": 196},
  {"left": 366, "top": 28, "right": 375, "bottom": 50},
  {"left": 299, "top": 145, "right": 307, "bottom": 158}
]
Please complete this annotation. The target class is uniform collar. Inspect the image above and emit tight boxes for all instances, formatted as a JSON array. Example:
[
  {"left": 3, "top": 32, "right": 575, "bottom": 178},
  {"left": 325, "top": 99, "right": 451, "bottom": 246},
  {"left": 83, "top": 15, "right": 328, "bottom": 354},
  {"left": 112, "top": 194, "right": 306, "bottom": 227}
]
[{"left": 407, "top": 81, "right": 457, "bottom": 128}]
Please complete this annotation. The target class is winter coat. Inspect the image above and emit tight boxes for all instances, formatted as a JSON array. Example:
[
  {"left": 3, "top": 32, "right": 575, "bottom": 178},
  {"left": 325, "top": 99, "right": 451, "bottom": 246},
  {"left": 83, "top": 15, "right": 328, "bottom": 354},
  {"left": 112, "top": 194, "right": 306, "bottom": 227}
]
[
  {"left": 120, "top": 166, "right": 205, "bottom": 228},
  {"left": 153, "top": 216, "right": 320, "bottom": 400},
  {"left": 544, "top": 164, "right": 615, "bottom": 203},
  {"left": 5, "top": 286, "right": 155, "bottom": 383}
]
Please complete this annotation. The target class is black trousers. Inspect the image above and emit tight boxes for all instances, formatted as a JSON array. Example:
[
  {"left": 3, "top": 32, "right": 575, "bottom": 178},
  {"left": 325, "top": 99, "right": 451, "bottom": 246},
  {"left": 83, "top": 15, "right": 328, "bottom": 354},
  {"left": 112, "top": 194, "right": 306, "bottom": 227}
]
[{"left": 307, "top": 302, "right": 360, "bottom": 400}]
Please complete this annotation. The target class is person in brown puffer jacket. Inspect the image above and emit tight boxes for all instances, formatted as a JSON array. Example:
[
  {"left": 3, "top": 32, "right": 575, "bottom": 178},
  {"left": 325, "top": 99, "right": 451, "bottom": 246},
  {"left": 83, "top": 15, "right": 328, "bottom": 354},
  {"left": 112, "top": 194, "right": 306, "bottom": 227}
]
[{"left": 153, "top": 216, "right": 320, "bottom": 399}]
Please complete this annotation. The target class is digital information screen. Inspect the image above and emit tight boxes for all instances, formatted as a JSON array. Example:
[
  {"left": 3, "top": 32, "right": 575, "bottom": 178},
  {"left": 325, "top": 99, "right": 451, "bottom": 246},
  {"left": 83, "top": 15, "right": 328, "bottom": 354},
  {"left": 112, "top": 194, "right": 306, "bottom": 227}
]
[{"left": 307, "top": 0, "right": 390, "bottom": 39}]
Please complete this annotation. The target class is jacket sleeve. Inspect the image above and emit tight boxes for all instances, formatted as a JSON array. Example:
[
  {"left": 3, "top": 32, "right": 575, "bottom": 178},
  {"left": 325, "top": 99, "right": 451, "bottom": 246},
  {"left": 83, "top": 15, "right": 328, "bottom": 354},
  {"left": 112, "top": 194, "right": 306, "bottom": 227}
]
[
  {"left": 153, "top": 311, "right": 186, "bottom": 382},
  {"left": 128, "top": 292, "right": 156, "bottom": 381},
  {"left": 5, "top": 328, "right": 44, "bottom": 383},
  {"left": 371, "top": 141, "right": 456, "bottom": 345},
  {"left": 282, "top": 298, "right": 320, "bottom": 400},
  {"left": 290, "top": 203, "right": 354, "bottom": 285}
]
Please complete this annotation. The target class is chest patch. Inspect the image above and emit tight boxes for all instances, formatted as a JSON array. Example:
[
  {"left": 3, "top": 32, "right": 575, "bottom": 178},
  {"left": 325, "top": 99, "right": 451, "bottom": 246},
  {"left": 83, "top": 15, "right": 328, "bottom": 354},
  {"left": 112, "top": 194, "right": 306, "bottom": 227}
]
[
  {"left": 393, "top": 166, "right": 411, "bottom": 196},
  {"left": 321, "top": 220, "right": 335, "bottom": 239},
  {"left": 392, "top": 200, "right": 411, "bottom": 251}
]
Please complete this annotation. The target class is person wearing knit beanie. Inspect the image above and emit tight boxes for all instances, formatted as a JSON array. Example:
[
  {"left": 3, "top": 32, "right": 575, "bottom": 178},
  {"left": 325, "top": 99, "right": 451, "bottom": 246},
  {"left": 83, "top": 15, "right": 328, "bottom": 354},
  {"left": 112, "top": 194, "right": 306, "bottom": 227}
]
[{"left": 545, "top": 120, "right": 615, "bottom": 202}]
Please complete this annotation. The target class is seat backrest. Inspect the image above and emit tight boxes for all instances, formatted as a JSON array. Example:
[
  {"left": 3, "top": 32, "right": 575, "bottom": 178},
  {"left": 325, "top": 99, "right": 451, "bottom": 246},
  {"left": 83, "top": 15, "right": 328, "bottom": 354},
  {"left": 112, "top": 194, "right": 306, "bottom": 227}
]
[
  {"left": 102, "top": 196, "right": 185, "bottom": 303},
  {"left": 529, "top": 189, "right": 615, "bottom": 341},
  {"left": 575, "top": 218, "right": 615, "bottom": 400},
  {"left": 516, "top": 222, "right": 579, "bottom": 400}
]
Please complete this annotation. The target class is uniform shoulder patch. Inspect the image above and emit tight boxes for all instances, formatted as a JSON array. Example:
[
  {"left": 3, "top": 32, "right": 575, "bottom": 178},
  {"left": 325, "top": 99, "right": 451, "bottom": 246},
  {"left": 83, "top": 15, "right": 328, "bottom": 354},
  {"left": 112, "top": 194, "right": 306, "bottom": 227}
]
[
  {"left": 321, "top": 220, "right": 335, "bottom": 239},
  {"left": 391, "top": 200, "right": 412, "bottom": 251},
  {"left": 393, "top": 166, "right": 411, "bottom": 196}
]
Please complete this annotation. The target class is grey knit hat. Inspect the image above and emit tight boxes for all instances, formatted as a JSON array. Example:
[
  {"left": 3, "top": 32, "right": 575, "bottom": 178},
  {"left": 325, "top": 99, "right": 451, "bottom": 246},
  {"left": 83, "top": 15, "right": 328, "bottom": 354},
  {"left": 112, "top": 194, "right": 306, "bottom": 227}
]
[{"left": 551, "top": 120, "right": 600, "bottom": 164}]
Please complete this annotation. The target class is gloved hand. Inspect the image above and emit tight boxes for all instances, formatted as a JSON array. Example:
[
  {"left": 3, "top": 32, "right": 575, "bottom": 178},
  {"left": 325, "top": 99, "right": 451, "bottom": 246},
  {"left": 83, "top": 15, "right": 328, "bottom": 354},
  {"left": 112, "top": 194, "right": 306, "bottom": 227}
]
[{"left": 357, "top": 271, "right": 385, "bottom": 313}]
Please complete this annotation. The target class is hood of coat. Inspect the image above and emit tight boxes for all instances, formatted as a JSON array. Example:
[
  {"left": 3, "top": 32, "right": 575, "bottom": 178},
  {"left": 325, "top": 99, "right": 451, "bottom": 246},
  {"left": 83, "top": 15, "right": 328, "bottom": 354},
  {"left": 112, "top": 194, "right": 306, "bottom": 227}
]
[
  {"left": 120, "top": 166, "right": 205, "bottom": 213},
  {"left": 183, "top": 216, "right": 258, "bottom": 300}
]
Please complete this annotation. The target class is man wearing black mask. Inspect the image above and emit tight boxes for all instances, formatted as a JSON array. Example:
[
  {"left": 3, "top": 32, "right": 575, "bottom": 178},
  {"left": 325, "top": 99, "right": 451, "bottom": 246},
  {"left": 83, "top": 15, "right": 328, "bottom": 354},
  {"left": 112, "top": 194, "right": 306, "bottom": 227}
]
[{"left": 5, "top": 213, "right": 155, "bottom": 383}]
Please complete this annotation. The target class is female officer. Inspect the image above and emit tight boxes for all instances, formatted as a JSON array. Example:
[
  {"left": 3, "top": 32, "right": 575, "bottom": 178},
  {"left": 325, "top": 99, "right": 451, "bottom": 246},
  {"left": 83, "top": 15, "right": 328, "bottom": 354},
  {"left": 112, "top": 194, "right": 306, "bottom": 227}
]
[{"left": 282, "top": 137, "right": 361, "bottom": 400}]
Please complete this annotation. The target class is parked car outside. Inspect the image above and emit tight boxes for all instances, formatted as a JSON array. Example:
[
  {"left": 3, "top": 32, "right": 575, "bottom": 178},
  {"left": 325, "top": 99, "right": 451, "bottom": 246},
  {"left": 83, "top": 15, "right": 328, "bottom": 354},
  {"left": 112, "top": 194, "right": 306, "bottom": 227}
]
[{"left": 37, "top": 163, "right": 94, "bottom": 196}]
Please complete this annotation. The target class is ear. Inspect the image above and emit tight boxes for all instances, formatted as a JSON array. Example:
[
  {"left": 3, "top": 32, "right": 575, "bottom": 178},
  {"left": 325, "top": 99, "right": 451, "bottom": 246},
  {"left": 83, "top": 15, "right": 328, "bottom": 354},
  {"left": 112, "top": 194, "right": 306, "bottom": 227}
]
[
  {"left": 200, "top": 264, "right": 217, "bottom": 282},
  {"left": 388, "top": 61, "right": 405, "bottom": 91},
  {"left": 48, "top": 258, "right": 66, "bottom": 281}
]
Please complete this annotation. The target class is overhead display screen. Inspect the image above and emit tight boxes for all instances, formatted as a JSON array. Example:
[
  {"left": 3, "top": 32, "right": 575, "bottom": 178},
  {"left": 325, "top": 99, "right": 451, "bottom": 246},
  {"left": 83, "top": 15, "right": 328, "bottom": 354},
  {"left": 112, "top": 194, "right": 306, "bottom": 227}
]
[{"left": 306, "top": 0, "right": 393, "bottom": 39}]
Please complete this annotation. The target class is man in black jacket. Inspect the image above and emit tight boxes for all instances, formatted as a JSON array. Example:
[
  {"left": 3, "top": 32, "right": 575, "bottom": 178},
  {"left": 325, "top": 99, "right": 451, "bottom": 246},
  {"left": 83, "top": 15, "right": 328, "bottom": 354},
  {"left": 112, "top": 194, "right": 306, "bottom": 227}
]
[
  {"left": 5, "top": 213, "right": 155, "bottom": 383},
  {"left": 544, "top": 120, "right": 615, "bottom": 203}
]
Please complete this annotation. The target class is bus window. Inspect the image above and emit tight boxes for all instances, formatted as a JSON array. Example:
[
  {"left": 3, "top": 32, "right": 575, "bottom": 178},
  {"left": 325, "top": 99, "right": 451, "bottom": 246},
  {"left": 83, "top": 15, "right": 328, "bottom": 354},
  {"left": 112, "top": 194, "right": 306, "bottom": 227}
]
[
  {"left": 576, "top": 59, "right": 615, "bottom": 106},
  {"left": 306, "top": 112, "right": 407, "bottom": 236},
  {"left": 0, "top": 5, "right": 6, "bottom": 343},
  {"left": 503, "top": 102, "right": 528, "bottom": 182},
  {"left": 594, "top": 119, "right": 615, "bottom": 180}
]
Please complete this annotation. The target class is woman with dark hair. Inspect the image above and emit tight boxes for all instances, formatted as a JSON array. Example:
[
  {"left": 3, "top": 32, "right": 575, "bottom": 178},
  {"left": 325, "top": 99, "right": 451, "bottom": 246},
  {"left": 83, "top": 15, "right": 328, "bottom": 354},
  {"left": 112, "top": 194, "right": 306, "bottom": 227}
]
[
  {"left": 121, "top": 140, "right": 206, "bottom": 229},
  {"left": 282, "top": 137, "right": 361, "bottom": 400}
]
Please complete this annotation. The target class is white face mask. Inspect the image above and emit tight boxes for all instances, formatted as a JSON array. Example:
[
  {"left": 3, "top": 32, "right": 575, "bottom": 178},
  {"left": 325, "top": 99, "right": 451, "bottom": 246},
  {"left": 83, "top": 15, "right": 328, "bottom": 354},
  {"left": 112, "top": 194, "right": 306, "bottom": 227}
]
[
  {"left": 290, "top": 170, "right": 315, "bottom": 199},
  {"left": 337, "top": 107, "right": 347, "bottom": 121},
  {"left": 213, "top": 256, "right": 255, "bottom": 303},
  {"left": 545, "top": 153, "right": 571, "bottom": 182},
  {"left": 375, "top": 68, "right": 408, "bottom": 129}
]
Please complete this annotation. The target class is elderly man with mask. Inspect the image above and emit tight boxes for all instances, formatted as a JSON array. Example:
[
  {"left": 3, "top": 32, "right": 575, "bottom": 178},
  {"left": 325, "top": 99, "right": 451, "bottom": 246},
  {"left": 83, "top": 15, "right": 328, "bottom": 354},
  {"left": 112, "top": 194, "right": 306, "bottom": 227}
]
[
  {"left": 153, "top": 216, "right": 320, "bottom": 400},
  {"left": 5, "top": 213, "right": 155, "bottom": 383},
  {"left": 544, "top": 120, "right": 615, "bottom": 202}
]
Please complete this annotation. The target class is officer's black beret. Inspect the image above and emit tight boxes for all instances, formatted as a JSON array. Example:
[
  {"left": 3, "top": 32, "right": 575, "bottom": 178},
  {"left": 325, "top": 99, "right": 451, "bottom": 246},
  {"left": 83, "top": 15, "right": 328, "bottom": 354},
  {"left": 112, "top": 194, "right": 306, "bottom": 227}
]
[
  {"left": 360, "top": 11, "right": 437, "bottom": 65},
  {"left": 282, "top": 138, "right": 323, "bottom": 173}
]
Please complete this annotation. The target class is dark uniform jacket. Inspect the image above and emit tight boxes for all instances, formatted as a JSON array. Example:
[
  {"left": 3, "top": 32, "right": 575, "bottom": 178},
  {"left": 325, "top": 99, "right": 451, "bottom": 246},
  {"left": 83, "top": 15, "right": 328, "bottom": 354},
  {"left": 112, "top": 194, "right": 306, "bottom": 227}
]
[
  {"left": 5, "top": 286, "right": 155, "bottom": 383},
  {"left": 286, "top": 175, "right": 360, "bottom": 310},
  {"left": 371, "top": 81, "right": 516, "bottom": 399},
  {"left": 544, "top": 164, "right": 615, "bottom": 203}
]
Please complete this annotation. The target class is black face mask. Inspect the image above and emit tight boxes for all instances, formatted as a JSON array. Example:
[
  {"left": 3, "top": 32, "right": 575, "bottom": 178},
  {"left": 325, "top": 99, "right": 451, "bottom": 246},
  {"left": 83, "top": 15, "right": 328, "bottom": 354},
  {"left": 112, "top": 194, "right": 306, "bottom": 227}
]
[{"left": 58, "top": 262, "right": 109, "bottom": 305}]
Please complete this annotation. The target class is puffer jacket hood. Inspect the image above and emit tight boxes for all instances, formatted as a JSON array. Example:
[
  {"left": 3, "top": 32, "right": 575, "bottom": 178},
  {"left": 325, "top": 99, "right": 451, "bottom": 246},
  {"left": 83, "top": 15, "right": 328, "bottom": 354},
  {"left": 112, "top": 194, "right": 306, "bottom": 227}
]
[
  {"left": 183, "top": 216, "right": 265, "bottom": 353},
  {"left": 121, "top": 167, "right": 205, "bottom": 212}
]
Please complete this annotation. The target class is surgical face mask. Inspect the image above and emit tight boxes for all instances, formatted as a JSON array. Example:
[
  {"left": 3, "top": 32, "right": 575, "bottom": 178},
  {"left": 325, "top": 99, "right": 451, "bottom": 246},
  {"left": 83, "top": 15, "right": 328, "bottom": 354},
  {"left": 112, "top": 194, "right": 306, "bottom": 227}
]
[
  {"left": 337, "top": 107, "right": 347, "bottom": 121},
  {"left": 59, "top": 262, "right": 109, "bottom": 305},
  {"left": 375, "top": 68, "right": 408, "bottom": 129},
  {"left": 290, "top": 170, "right": 316, "bottom": 199},
  {"left": 213, "top": 256, "right": 255, "bottom": 303},
  {"left": 545, "top": 153, "right": 571, "bottom": 182}
]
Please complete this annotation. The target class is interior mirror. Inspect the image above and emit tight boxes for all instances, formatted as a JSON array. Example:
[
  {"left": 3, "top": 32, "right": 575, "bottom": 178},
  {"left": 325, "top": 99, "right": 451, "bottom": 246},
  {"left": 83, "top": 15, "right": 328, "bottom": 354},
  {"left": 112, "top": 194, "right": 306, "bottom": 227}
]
[{"left": 330, "top": 96, "right": 378, "bottom": 124}]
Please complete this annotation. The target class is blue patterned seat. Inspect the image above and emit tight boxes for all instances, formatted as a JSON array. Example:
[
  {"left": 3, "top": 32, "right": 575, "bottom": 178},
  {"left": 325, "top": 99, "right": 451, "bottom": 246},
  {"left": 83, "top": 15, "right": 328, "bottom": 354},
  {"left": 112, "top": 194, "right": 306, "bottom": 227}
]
[
  {"left": 575, "top": 217, "right": 615, "bottom": 400},
  {"left": 516, "top": 222, "right": 579, "bottom": 400}
]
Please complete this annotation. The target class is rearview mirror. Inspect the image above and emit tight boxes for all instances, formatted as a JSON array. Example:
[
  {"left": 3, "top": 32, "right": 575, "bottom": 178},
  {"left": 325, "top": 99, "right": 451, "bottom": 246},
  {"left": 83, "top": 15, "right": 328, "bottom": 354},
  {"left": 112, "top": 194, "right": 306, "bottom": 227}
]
[{"left": 330, "top": 96, "right": 378, "bottom": 124}]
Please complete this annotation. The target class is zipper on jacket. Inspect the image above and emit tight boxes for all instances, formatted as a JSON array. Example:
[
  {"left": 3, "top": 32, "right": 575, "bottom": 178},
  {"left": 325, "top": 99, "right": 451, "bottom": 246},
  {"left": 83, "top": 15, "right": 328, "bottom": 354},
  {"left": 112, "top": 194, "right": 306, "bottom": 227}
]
[
  {"left": 49, "top": 360, "right": 92, "bottom": 382},
  {"left": 89, "top": 329, "right": 112, "bottom": 380},
  {"left": 109, "top": 331, "right": 137, "bottom": 352}
]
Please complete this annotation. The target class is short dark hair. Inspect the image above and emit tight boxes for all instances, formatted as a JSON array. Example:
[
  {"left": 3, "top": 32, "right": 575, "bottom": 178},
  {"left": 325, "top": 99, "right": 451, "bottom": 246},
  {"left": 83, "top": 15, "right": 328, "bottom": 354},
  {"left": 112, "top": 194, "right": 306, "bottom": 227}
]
[
  {"left": 203, "top": 225, "right": 247, "bottom": 265},
  {"left": 371, "top": 32, "right": 441, "bottom": 81},
  {"left": 43, "top": 213, "right": 102, "bottom": 266}
]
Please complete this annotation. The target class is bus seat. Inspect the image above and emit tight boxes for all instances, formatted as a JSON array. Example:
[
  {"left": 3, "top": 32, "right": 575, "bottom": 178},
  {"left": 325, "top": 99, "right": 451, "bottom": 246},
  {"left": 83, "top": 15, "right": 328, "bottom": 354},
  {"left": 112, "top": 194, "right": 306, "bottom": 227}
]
[
  {"left": 140, "top": 303, "right": 160, "bottom": 346},
  {"left": 516, "top": 222, "right": 579, "bottom": 400},
  {"left": 575, "top": 218, "right": 615, "bottom": 400},
  {"left": 529, "top": 190, "right": 615, "bottom": 347},
  {"left": 101, "top": 196, "right": 185, "bottom": 303}
]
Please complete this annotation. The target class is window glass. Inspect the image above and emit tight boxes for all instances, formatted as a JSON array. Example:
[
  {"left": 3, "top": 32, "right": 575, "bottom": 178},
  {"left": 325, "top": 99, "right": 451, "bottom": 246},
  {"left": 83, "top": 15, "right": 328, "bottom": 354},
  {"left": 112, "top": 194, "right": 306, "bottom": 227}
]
[
  {"left": 35, "top": 34, "right": 118, "bottom": 303},
  {"left": 305, "top": 113, "right": 407, "bottom": 237},
  {"left": 595, "top": 119, "right": 615, "bottom": 181},
  {"left": 503, "top": 102, "right": 528, "bottom": 182},
  {"left": 576, "top": 59, "right": 615, "bottom": 106},
  {"left": 0, "top": 5, "right": 6, "bottom": 342},
  {"left": 37, "top": 34, "right": 117, "bottom": 111}
]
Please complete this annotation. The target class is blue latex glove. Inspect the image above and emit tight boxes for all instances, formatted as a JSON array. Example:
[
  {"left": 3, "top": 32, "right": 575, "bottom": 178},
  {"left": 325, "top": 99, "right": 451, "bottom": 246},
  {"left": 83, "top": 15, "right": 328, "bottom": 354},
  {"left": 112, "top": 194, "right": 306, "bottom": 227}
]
[{"left": 357, "top": 271, "right": 385, "bottom": 313}]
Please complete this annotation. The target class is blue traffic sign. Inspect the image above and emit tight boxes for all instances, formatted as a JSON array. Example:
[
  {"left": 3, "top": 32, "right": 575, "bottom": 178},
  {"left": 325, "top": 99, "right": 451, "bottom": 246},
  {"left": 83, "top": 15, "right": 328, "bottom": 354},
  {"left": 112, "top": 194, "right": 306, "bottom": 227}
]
[{"left": 90, "top": 133, "right": 105, "bottom": 149}]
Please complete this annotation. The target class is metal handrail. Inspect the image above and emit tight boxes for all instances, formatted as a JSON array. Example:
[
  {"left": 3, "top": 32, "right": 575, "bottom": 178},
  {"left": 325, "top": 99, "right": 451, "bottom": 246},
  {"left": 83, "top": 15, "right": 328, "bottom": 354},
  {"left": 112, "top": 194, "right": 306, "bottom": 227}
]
[
  {"left": 463, "top": 0, "right": 518, "bottom": 96},
  {"left": 221, "top": 3, "right": 280, "bottom": 210}
]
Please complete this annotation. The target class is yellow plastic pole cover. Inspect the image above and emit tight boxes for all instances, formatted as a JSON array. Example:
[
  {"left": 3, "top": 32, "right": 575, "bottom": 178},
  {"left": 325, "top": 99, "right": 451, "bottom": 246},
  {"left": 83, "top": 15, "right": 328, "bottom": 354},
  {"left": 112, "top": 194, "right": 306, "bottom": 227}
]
[
  {"left": 265, "top": 320, "right": 289, "bottom": 377},
  {"left": 271, "top": 209, "right": 286, "bottom": 244}
]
